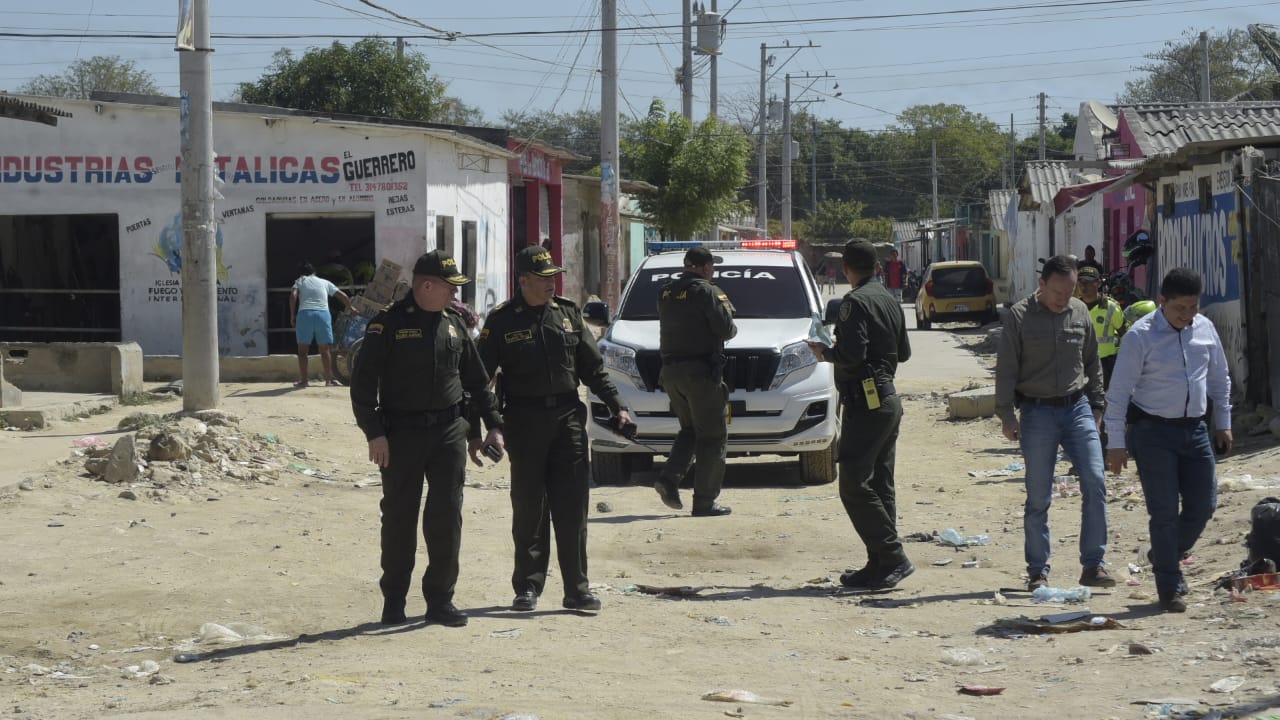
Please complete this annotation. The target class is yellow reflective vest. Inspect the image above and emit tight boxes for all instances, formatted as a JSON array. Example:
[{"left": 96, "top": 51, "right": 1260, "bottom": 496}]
[{"left": 1089, "top": 297, "right": 1124, "bottom": 359}]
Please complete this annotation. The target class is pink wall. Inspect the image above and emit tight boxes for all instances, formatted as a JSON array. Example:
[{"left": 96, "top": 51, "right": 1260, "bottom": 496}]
[{"left": 1101, "top": 114, "right": 1150, "bottom": 279}]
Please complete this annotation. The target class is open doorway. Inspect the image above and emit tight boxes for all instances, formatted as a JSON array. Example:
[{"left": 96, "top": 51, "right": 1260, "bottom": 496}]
[
  {"left": 0, "top": 214, "right": 120, "bottom": 342},
  {"left": 265, "top": 212, "right": 375, "bottom": 355},
  {"left": 460, "top": 220, "right": 477, "bottom": 306}
]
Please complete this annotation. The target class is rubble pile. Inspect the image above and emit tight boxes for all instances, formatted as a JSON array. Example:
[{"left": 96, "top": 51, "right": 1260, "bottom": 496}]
[{"left": 74, "top": 410, "right": 296, "bottom": 496}]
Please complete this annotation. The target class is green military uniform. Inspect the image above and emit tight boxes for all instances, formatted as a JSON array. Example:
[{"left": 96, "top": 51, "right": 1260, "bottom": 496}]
[
  {"left": 657, "top": 269, "right": 737, "bottom": 511},
  {"left": 476, "top": 290, "right": 624, "bottom": 601},
  {"left": 824, "top": 275, "right": 912, "bottom": 575},
  {"left": 1086, "top": 295, "right": 1125, "bottom": 388},
  {"left": 350, "top": 294, "right": 502, "bottom": 613}
]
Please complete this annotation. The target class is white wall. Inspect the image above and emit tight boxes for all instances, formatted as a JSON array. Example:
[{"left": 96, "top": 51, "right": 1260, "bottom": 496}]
[{"left": 0, "top": 97, "right": 509, "bottom": 355}]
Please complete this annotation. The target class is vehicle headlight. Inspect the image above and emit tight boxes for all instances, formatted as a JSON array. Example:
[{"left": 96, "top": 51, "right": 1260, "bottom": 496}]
[
  {"left": 600, "top": 341, "right": 645, "bottom": 390},
  {"left": 771, "top": 341, "right": 817, "bottom": 389}
]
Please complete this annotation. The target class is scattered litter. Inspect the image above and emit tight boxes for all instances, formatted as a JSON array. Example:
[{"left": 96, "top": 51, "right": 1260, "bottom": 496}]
[
  {"left": 938, "top": 528, "right": 991, "bottom": 547},
  {"left": 991, "top": 615, "right": 1123, "bottom": 634},
  {"left": 121, "top": 660, "right": 161, "bottom": 679},
  {"left": 1032, "top": 586, "right": 1092, "bottom": 603},
  {"left": 961, "top": 561, "right": 979, "bottom": 569},
  {"left": 701, "top": 689, "right": 793, "bottom": 707},
  {"left": 489, "top": 628, "right": 522, "bottom": 639},
  {"left": 1209, "top": 676, "right": 1245, "bottom": 693},
  {"left": 1128, "top": 642, "right": 1155, "bottom": 655},
  {"left": 958, "top": 685, "right": 1005, "bottom": 696},
  {"left": 855, "top": 626, "right": 900, "bottom": 639},
  {"left": 1055, "top": 477, "right": 1081, "bottom": 497},
  {"left": 632, "top": 584, "right": 708, "bottom": 597},
  {"left": 1219, "top": 475, "right": 1280, "bottom": 492},
  {"left": 71, "top": 436, "right": 108, "bottom": 448},
  {"left": 1040, "top": 610, "right": 1092, "bottom": 624},
  {"left": 595, "top": 501, "right": 613, "bottom": 513},
  {"left": 940, "top": 648, "right": 987, "bottom": 666},
  {"left": 428, "top": 698, "right": 466, "bottom": 709},
  {"left": 187, "top": 622, "right": 286, "bottom": 647},
  {"left": 903, "top": 531, "right": 936, "bottom": 542},
  {"left": 932, "top": 559, "right": 954, "bottom": 566},
  {"left": 705, "top": 616, "right": 733, "bottom": 626},
  {"left": 968, "top": 468, "right": 1018, "bottom": 478},
  {"left": 782, "top": 494, "right": 835, "bottom": 502}
]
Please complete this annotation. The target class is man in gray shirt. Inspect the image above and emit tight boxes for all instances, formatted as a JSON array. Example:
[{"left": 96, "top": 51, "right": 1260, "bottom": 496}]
[{"left": 996, "top": 255, "right": 1115, "bottom": 592}]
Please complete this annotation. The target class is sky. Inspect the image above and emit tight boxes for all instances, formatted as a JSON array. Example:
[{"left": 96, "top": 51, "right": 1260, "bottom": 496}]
[{"left": 2, "top": 0, "right": 1278, "bottom": 140}]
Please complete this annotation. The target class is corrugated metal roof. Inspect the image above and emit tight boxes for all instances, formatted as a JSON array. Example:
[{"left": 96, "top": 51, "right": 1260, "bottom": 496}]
[
  {"left": 1124, "top": 102, "right": 1280, "bottom": 158},
  {"left": 1019, "top": 160, "right": 1077, "bottom": 209},
  {"left": 891, "top": 221, "right": 920, "bottom": 244},
  {"left": 988, "top": 189, "right": 1016, "bottom": 231}
]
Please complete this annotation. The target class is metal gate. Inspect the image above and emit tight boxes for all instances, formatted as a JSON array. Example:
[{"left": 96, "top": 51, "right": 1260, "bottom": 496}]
[{"left": 1249, "top": 174, "right": 1280, "bottom": 406}]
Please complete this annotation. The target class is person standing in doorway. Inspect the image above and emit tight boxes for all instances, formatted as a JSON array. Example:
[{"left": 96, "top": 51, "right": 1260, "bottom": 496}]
[
  {"left": 1077, "top": 244, "right": 1104, "bottom": 276},
  {"left": 996, "top": 255, "right": 1116, "bottom": 592},
  {"left": 291, "top": 261, "right": 352, "bottom": 388},
  {"left": 654, "top": 247, "right": 738, "bottom": 516},
  {"left": 883, "top": 248, "right": 908, "bottom": 303},
  {"left": 1104, "top": 268, "right": 1232, "bottom": 613},
  {"left": 350, "top": 250, "right": 505, "bottom": 628},
  {"left": 475, "top": 246, "right": 634, "bottom": 614},
  {"left": 807, "top": 240, "right": 914, "bottom": 589}
]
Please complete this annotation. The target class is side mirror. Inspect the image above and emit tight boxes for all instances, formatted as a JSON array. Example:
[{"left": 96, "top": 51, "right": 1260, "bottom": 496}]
[
  {"left": 583, "top": 300, "right": 610, "bottom": 326},
  {"left": 824, "top": 298, "right": 843, "bottom": 325}
]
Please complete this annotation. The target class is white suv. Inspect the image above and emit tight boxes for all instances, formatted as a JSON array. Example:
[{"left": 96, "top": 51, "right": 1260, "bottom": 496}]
[{"left": 583, "top": 247, "right": 840, "bottom": 485}]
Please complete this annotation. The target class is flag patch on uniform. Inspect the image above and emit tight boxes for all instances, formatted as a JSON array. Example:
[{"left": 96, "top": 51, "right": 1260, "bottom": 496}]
[
  {"left": 366, "top": 323, "right": 384, "bottom": 335},
  {"left": 504, "top": 329, "right": 533, "bottom": 343},
  {"left": 395, "top": 328, "right": 423, "bottom": 340}
]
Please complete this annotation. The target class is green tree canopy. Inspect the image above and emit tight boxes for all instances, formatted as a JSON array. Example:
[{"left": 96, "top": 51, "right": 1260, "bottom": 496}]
[
  {"left": 626, "top": 100, "right": 752, "bottom": 240},
  {"left": 17, "top": 56, "right": 158, "bottom": 99},
  {"left": 237, "top": 39, "right": 447, "bottom": 121},
  {"left": 1120, "top": 28, "right": 1279, "bottom": 102}
]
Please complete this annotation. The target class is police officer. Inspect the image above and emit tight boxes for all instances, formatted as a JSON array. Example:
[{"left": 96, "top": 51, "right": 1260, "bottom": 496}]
[
  {"left": 654, "top": 246, "right": 738, "bottom": 516},
  {"left": 474, "top": 246, "right": 634, "bottom": 614},
  {"left": 1077, "top": 265, "right": 1126, "bottom": 388},
  {"left": 350, "top": 250, "right": 504, "bottom": 628},
  {"left": 807, "top": 240, "right": 914, "bottom": 589}
]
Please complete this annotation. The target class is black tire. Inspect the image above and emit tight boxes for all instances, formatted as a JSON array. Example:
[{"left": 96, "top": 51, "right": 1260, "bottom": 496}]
[
  {"left": 631, "top": 454, "right": 655, "bottom": 472},
  {"left": 799, "top": 430, "right": 838, "bottom": 485},
  {"left": 591, "top": 451, "right": 630, "bottom": 486},
  {"left": 333, "top": 337, "right": 362, "bottom": 385},
  {"left": 917, "top": 313, "right": 931, "bottom": 330}
]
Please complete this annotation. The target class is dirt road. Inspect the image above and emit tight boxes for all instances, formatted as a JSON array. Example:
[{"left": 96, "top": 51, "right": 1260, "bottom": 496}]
[{"left": 3, "top": 333, "right": 1280, "bottom": 719}]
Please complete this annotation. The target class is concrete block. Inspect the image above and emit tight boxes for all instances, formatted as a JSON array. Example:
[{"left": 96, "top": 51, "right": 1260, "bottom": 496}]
[
  {"left": 948, "top": 386, "right": 996, "bottom": 419},
  {"left": 0, "top": 357, "right": 20, "bottom": 408},
  {"left": 0, "top": 342, "right": 143, "bottom": 398}
]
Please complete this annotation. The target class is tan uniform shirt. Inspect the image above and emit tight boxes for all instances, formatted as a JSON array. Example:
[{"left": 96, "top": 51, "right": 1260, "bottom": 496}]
[{"left": 995, "top": 293, "right": 1105, "bottom": 425}]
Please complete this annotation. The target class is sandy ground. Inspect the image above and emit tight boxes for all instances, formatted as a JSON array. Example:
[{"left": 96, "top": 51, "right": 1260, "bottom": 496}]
[{"left": 4, "top": 324, "right": 1280, "bottom": 720}]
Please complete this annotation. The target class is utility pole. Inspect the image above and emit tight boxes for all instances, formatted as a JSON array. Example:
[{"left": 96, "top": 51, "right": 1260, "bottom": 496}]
[
  {"left": 757, "top": 43, "right": 768, "bottom": 235},
  {"left": 782, "top": 73, "right": 792, "bottom": 238},
  {"left": 396, "top": 37, "right": 404, "bottom": 61},
  {"left": 601, "top": 0, "right": 621, "bottom": 313},
  {"left": 810, "top": 118, "right": 818, "bottom": 218},
  {"left": 1200, "top": 30, "right": 1212, "bottom": 101},
  {"left": 1038, "top": 92, "right": 1047, "bottom": 161},
  {"left": 709, "top": 0, "right": 718, "bottom": 117},
  {"left": 681, "top": 0, "right": 693, "bottom": 120},
  {"left": 178, "top": 0, "right": 218, "bottom": 410},
  {"left": 931, "top": 139, "right": 939, "bottom": 221},
  {"left": 1009, "top": 114, "right": 1015, "bottom": 189}
]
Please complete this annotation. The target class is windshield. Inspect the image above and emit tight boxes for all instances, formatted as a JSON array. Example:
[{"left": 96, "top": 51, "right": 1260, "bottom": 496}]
[
  {"left": 618, "top": 264, "right": 811, "bottom": 321},
  {"left": 930, "top": 265, "right": 989, "bottom": 297}
]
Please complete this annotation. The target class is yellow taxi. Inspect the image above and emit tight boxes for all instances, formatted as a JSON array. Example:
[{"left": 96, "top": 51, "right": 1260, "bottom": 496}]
[{"left": 914, "top": 261, "right": 997, "bottom": 330}]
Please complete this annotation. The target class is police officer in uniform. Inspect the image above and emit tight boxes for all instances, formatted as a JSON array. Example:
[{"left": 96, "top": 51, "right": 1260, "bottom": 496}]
[
  {"left": 807, "top": 240, "right": 915, "bottom": 589},
  {"left": 350, "top": 250, "right": 505, "bottom": 628},
  {"left": 654, "top": 246, "right": 738, "bottom": 516},
  {"left": 1076, "top": 265, "right": 1126, "bottom": 388},
  {"left": 474, "top": 246, "right": 634, "bottom": 613}
]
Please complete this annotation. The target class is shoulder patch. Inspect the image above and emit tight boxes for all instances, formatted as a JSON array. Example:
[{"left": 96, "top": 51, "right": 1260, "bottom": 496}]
[
  {"left": 479, "top": 327, "right": 491, "bottom": 340},
  {"left": 366, "top": 322, "right": 385, "bottom": 335},
  {"left": 839, "top": 302, "right": 852, "bottom": 322}
]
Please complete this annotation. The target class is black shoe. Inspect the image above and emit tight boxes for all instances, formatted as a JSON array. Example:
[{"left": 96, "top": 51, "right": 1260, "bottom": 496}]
[
  {"left": 425, "top": 602, "right": 468, "bottom": 627},
  {"left": 867, "top": 560, "right": 915, "bottom": 589},
  {"left": 380, "top": 599, "right": 408, "bottom": 625},
  {"left": 654, "top": 477, "right": 683, "bottom": 510},
  {"left": 1159, "top": 593, "right": 1187, "bottom": 613},
  {"left": 562, "top": 593, "right": 602, "bottom": 612},
  {"left": 691, "top": 503, "right": 732, "bottom": 517},
  {"left": 839, "top": 563, "right": 880, "bottom": 588},
  {"left": 1146, "top": 549, "right": 1189, "bottom": 595},
  {"left": 512, "top": 591, "right": 538, "bottom": 612}
]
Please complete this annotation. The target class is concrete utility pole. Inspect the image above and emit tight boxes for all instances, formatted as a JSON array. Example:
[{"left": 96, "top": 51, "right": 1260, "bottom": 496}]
[
  {"left": 682, "top": 0, "right": 693, "bottom": 120},
  {"left": 709, "top": 0, "right": 718, "bottom": 117},
  {"left": 396, "top": 37, "right": 404, "bottom": 60},
  {"left": 1200, "top": 31, "right": 1212, "bottom": 101},
  {"left": 782, "top": 73, "right": 792, "bottom": 238},
  {"left": 931, "top": 139, "right": 939, "bottom": 221},
  {"left": 1038, "top": 92, "right": 1047, "bottom": 161},
  {"left": 601, "top": 0, "right": 621, "bottom": 314},
  {"left": 178, "top": 0, "right": 219, "bottom": 410},
  {"left": 757, "top": 43, "right": 768, "bottom": 235},
  {"left": 810, "top": 118, "right": 818, "bottom": 218},
  {"left": 1009, "top": 114, "right": 1015, "bottom": 189}
]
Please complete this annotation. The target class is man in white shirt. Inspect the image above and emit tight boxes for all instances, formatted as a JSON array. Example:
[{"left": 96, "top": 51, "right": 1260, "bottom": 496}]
[
  {"left": 291, "top": 261, "right": 352, "bottom": 388},
  {"left": 1104, "top": 267, "right": 1232, "bottom": 613}
]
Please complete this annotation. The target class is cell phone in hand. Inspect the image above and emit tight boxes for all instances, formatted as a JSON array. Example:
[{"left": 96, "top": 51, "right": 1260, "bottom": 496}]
[{"left": 482, "top": 444, "right": 503, "bottom": 463}]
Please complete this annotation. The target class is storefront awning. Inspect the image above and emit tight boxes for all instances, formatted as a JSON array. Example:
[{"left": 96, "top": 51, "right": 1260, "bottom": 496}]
[{"left": 1053, "top": 173, "right": 1140, "bottom": 217}]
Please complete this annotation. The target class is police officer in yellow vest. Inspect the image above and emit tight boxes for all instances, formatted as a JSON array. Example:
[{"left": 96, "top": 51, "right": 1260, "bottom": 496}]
[{"left": 1076, "top": 265, "right": 1126, "bottom": 388}]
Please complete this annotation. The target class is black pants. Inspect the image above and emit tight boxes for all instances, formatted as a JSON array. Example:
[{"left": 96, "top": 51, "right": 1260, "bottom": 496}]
[
  {"left": 505, "top": 402, "right": 592, "bottom": 598},
  {"left": 837, "top": 394, "right": 906, "bottom": 568},
  {"left": 659, "top": 360, "right": 729, "bottom": 508},
  {"left": 379, "top": 415, "right": 469, "bottom": 606}
]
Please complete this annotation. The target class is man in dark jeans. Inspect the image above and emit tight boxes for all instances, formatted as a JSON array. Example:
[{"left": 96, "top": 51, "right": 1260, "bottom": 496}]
[{"left": 807, "top": 240, "right": 914, "bottom": 589}]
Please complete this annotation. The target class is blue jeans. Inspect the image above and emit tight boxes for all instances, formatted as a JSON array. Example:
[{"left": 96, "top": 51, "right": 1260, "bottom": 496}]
[
  {"left": 1019, "top": 398, "right": 1109, "bottom": 578},
  {"left": 1128, "top": 418, "right": 1217, "bottom": 596}
]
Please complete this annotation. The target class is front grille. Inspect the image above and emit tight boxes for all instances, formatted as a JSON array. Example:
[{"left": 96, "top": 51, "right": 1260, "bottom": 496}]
[{"left": 635, "top": 349, "right": 781, "bottom": 392}]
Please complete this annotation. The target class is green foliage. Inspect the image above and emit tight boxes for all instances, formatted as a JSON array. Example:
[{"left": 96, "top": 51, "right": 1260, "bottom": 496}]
[
  {"left": 237, "top": 39, "right": 447, "bottom": 121},
  {"left": 501, "top": 109, "right": 611, "bottom": 175},
  {"left": 18, "top": 56, "right": 158, "bottom": 99},
  {"left": 807, "top": 198, "right": 868, "bottom": 240},
  {"left": 849, "top": 216, "right": 893, "bottom": 243},
  {"left": 1120, "top": 28, "right": 1279, "bottom": 102},
  {"left": 626, "top": 101, "right": 752, "bottom": 240}
]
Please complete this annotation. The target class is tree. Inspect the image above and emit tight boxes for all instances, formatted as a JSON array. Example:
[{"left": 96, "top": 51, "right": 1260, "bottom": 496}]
[
  {"left": 17, "top": 56, "right": 158, "bottom": 99},
  {"left": 807, "top": 198, "right": 869, "bottom": 240},
  {"left": 438, "top": 97, "right": 486, "bottom": 126},
  {"left": 1119, "top": 28, "right": 1279, "bottom": 103},
  {"left": 626, "top": 100, "right": 752, "bottom": 240},
  {"left": 500, "top": 109, "right": 630, "bottom": 175},
  {"left": 237, "top": 39, "right": 447, "bottom": 121},
  {"left": 884, "top": 104, "right": 1008, "bottom": 219}
]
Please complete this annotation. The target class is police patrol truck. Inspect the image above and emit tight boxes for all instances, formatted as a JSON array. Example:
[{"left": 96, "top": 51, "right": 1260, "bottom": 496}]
[{"left": 583, "top": 240, "right": 840, "bottom": 485}]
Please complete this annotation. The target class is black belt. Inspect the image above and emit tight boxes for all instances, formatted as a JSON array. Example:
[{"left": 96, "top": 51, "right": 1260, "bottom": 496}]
[
  {"left": 503, "top": 392, "right": 579, "bottom": 409},
  {"left": 1020, "top": 389, "right": 1084, "bottom": 408},
  {"left": 1129, "top": 405, "right": 1205, "bottom": 426},
  {"left": 385, "top": 404, "right": 463, "bottom": 425}
]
